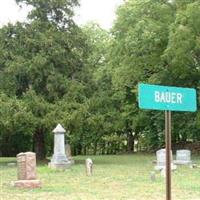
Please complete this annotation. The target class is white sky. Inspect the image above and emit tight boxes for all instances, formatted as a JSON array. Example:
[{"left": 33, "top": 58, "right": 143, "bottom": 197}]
[{"left": 0, "top": 0, "right": 124, "bottom": 29}]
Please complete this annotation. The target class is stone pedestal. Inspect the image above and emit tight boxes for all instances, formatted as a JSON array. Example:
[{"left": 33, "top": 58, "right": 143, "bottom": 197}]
[
  {"left": 49, "top": 124, "right": 71, "bottom": 170},
  {"left": 12, "top": 152, "right": 41, "bottom": 189}
]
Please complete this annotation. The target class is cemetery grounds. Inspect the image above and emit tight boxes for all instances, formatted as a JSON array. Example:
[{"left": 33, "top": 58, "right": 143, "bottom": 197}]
[{"left": 0, "top": 154, "right": 200, "bottom": 200}]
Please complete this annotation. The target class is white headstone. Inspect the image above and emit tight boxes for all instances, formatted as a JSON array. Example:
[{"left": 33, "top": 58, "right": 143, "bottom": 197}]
[
  {"left": 174, "top": 150, "right": 192, "bottom": 165},
  {"left": 85, "top": 158, "right": 93, "bottom": 176},
  {"left": 49, "top": 124, "right": 71, "bottom": 170},
  {"left": 154, "top": 149, "right": 177, "bottom": 170}
]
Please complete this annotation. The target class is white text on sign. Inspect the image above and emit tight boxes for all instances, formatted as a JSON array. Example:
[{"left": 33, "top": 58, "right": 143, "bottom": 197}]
[{"left": 154, "top": 91, "right": 183, "bottom": 104}]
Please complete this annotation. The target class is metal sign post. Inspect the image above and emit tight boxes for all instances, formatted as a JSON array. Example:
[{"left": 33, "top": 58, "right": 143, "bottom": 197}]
[
  {"left": 165, "top": 110, "right": 171, "bottom": 200},
  {"left": 138, "top": 83, "right": 197, "bottom": 200}
]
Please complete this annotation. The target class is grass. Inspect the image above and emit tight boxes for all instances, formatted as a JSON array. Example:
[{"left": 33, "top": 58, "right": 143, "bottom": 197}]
[{"left": 0, "top": 154, "right": 200, "bottom": 200}]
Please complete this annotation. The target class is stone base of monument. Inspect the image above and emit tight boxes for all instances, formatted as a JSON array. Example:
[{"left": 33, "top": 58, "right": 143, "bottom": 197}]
[
  {"left": 12, "top": 180, "right": 41, "bottom": 189},
  {"left": 48, "top": 162, "right": 72, "bottom": 170},
  {"left": 174, "top": 160, "right": 192, "bottom": 165}
]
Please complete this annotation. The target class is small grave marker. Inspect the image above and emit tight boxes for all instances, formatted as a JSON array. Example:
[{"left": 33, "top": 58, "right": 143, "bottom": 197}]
[{"left": 85, "top": 158, "right": 93, "bottom": 176}]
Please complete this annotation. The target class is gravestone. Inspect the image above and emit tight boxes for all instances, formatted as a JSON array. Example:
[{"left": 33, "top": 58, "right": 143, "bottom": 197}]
[
  {"left": 7, "top": 162, "right": 16, "bottom": 167},
  {"left": 150, "top": 171, "right": 156, "bottom": 182},
  {"left": 174, "top": 150, "right": 192, "bottom": 165},
  {"left": 65, "top": 144, "right": 74, "bottom": 164},
  {"left": 12, "top": 152, "right": 41, "bottom": 188},
  {"left": 49, "top": 124, "right": 71, "bottom": 170},
  {"left": 85, "top": 158, "right": 93, "bottom": 176},
  {"left": 161, "top": 168, "right": 166, "bottom": 178},
  {"left": 154, "top": 149, "right": 177, "bottom": 171}
]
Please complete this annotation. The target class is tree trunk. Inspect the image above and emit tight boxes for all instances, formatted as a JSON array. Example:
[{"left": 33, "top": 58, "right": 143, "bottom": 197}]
[
  {"left": 101, "top": 142, "right": 106, "bottom": 155},
  {"left": 127, "top": 133, "right": 134, "bottom": 153},
  {"left": 33, "top": 129, "right": 46, "bottom": 160},
  {"left": 93, "top": 142, "right": 97, "bottom": 155},
  {"left": 106, "top": 142, "right": 110, "bottom": 154},
  {"left": 77, "top": 143, "right": 82, "bottom": 155},
  {"left": 83, "top": 146, "right": 87, "bottom": 155}
]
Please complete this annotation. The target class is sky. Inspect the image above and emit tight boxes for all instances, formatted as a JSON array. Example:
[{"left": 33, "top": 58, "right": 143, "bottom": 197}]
[{"left": 0, "top": 0, "right": 124, "bottom": 29}]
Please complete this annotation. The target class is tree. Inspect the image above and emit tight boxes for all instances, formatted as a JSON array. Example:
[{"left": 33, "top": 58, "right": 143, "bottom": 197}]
[
  {"left": 0, "top": 0, "right": 89, "bottom": 159},
  {"left": 0, "top": 93, "right": 35, "bottom": 156},
  {"left": 109, "top": 0, "right": 175, "bottom": 151}
]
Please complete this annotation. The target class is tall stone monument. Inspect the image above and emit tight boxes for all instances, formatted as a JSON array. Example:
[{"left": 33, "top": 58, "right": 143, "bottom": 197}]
[
  {"left": 12, "top": 152, "right": 41, "bottom": 189},
  {"left": 49, "top": 124, "right": 71, "bottom": 170}
]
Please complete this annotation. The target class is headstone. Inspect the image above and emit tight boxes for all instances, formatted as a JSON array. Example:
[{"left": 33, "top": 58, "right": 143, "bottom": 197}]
[
  {"left": 154, "top": 149, "right": 177, "bottom": 171},
  {"left": 161, "top": 168, "right": 166, "bottom": 178},
  {"left": 12, "top": 152, "right": 41, "bottom": 189},
  {"left": 150, "top": 171, "right": 156, "bottom": 182},
  {"left": 48, "top": 124, "right": 71, "bottom": 170},
  {"left": 174, "top": 150, "right": 192, "bottom": 165},
  {"left": 85, "top": 158, "right": 93, "bottom": 176},
  {"left": 7, "top": 162, "right": 16, "bottom": 167},
  {"left": 65, "top": 144, "right": 74, "bottom": 164}
]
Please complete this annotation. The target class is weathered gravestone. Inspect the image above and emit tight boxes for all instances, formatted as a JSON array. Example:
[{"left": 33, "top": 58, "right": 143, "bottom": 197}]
[
  {"left": 12, "top": 152, "right": 41, "bottom": 189},
  {"left": 150, "top": 171, "right": 156, "bottom": 182},
  {"left": 65, "top": 144, "right": 74, "bottom": 164},
  {"left": 85, "top": 158, "right": 93, "bottom": 176},
  {"left": 174, "top": 150, "right": 192, "bottom": 165},
  {"left": 7, "top": 162, "right": 16, "bottom": 167},
  {"left": 49, "top": 124, "right": 71, "bottom": 170},
  {"left": 154, "top": 149, "right": 177, "bottom": 171}
]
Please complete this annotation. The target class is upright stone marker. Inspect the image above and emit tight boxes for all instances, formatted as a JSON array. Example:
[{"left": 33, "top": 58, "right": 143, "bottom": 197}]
[
  {"left": 174, "top": 150, "right": 192, "bottom": 165},
  {"left": 49, "top": 124, "right": 71, "bottom": 170},
  {"left": 155, "top": 149, "right": 176, "bottom": 171},
  {"left": 12, "top": 152, "right": 41, "bottom": 189},
  {"left": 65, "top": 144, "right": 75, "bottom": 164},
  {"left": 85, "top": 158, "right": 93, "bottom": 176}
]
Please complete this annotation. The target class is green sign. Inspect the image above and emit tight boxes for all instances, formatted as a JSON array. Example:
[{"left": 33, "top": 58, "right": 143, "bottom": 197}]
[{"left": 138, "top": 83, "right": 197, "bottom": 112}]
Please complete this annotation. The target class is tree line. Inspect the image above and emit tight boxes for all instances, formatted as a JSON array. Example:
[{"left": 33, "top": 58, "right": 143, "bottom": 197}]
[{"left": 0, "top": 0, "right": 200, "bottom": 159}]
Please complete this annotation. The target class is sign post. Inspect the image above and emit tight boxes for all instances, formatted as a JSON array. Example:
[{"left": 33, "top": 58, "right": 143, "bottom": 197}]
[
  {"left": 165, "top": 110, "right": 171, "bottom": 200},
  {"left": 138, "top": 83, "right": 197, "bottom": 200}
]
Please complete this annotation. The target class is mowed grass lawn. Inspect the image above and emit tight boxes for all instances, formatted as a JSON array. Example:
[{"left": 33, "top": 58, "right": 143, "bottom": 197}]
[{"left": 0, "top": 154, "right": 200, "bottom": 200}]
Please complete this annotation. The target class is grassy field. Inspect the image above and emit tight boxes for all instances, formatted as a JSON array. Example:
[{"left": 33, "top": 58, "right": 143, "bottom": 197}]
[{"left": 0, "top": 154, "right": 200, "bottom": 200}]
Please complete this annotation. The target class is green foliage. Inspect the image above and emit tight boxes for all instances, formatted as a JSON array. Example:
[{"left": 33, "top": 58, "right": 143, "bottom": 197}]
[
  {"left": 0, "top": 93, "right": 35, "bottom": 156},
  {"left": 1, "top": 0, "right": 200, "bottom": 157}
]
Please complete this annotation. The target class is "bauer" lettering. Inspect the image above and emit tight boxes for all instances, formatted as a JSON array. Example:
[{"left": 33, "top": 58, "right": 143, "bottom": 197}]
[{"left": 154, "top": 91, "right": 183, "bottom": 104}]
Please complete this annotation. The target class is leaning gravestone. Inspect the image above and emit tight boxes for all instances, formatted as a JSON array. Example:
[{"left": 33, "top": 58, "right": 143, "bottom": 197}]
[
  {"left": 12, "top": 152, "right": 41, "bottom": 188},
  {"left": 154, "top": 149, "right": 177, "bottom": 171},
  {"left": 174, "top": 150, "right": 192, "bottom": 165},
  {"left": 49, "top": 124, "right": 71, "bottom": 170}
]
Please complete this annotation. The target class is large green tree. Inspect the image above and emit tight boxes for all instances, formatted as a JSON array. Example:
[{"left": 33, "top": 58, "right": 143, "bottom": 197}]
[
  {"left": 0, "top": 0, "right": 89, "bottom": 159},
  {"left": 110, "top": 0, "right": 200, "bottom": 150}
]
